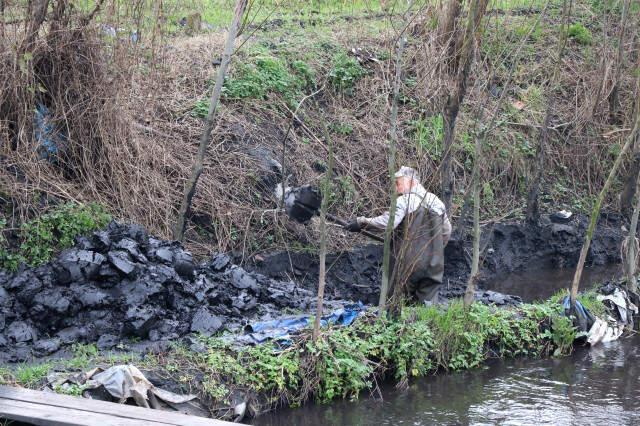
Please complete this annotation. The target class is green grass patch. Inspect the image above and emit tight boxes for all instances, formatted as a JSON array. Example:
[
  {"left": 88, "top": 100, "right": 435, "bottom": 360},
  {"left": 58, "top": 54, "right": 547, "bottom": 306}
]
[
  {"left": 218, "top": 53, "right": 314, "bottom": 104},
  {"left": 14, "top": 363, "right": 52, "bottom": 388},
  {"left": 410, "top": 115, "right": 444, "bottom": 160}
]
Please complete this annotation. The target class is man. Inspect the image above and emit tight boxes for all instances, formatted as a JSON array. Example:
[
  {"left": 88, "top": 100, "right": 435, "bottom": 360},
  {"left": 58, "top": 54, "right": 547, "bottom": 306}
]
[{"left": 345, "top": 166, "right": 451, "bottom": 306}]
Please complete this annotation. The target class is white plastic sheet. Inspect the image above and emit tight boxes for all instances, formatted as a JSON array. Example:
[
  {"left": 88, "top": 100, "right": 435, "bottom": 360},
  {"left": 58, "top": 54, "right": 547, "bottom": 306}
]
[{"left": 84, "top": 365, "right": 197, "bottom": 408}]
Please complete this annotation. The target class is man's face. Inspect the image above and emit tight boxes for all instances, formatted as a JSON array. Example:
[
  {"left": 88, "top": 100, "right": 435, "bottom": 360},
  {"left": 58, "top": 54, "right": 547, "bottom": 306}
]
[{"left": 395, "top": 176, "right": 413, "bottom": 194}]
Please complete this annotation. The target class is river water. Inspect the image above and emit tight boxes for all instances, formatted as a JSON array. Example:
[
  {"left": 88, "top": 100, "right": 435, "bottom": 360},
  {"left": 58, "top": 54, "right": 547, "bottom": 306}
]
[
  {"left": 254, "top": 264, "right": 640, "bottom": 426},
  {"left": 253, "top": 335, "right": 640, "bottom": 425}
]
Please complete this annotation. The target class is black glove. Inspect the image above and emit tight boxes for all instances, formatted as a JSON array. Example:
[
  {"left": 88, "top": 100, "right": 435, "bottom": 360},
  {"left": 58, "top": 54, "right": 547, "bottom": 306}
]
[{"left": 344, "top": 219, "right": 361, "bottom": 232}]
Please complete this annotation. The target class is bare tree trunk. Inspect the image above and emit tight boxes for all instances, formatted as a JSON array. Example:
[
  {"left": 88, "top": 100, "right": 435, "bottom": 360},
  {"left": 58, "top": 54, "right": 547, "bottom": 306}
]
[
  {"left": 620, "top": 137, "right": 640, "bottom": 219},
  {"left": 20, "top": 0, "right": 49, "bottom": 53},
  {"left": 438, "top": 0, "right": 462, "bottom": 72},
  {"left": 570, "top": 103, "right": 640, "bottom": 307},
  {"left": 464, "top": 128, "right": 482, "bottom": 307},
  {"left": 625, "top": 176, "right": 640, "bottom": 293},
  {"left": 173, "top": 0, "right": 248, "bottom": 241},
  {"left": 440, "top": 0, "right": 488, "bottom": 215},
  {"left": 313, "top": 123, "right": 334, "bottom": 342},
  {"left": 525, "top": 0, "right": 571, "bottom": 224},
  {"left": 1, "top": 0, "right": 5, "bottom": 37},
  {"left": 379, "top": 31, "right": 407, "bottom": 315},
  {"left": 619, "top": 49, "right": 640, "bottom": 218},
  {"left": 608, "top": 0, "right": 630, "bottom": 119}
]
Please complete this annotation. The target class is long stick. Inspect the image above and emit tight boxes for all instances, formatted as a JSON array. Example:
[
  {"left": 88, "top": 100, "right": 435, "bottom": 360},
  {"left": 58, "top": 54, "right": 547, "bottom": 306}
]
[
  {"left": 313, "top": 123, "right": 335, "bottom": 342},
  {"left": 625, "top": 174, "right": 640, "bottom": 293},
  {"left": 379, "top": 26, "right": 408, "bottom": 315},
  {"left": 440, "top": 0, "right": 488, "bottom": 214},
  {"left": 608, "top": 0, "right": 630, "bottom": 117},
  {"left": 326, "top": 214, "right": 384, "bottom": 242},
  {"left": 173, "top": 0, "right": 248, "bottom": 241},
  {"left": 526, "top": 0, "right": 571, "bottom": 223}
]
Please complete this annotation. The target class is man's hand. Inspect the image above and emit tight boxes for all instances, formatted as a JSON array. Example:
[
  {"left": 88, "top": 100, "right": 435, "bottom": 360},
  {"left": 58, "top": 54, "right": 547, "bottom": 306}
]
[{"left": 344, "top": 219, "right": 361, "bottom": 232}]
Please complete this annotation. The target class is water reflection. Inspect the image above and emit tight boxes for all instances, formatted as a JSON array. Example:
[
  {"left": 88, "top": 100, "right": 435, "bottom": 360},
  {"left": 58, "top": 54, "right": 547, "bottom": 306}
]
[
  {"left": 252, "top": 336, "right": 640, "bottom": 426},
  {"left": 483, "top": 263, "right": 621, "bottom": 302}
]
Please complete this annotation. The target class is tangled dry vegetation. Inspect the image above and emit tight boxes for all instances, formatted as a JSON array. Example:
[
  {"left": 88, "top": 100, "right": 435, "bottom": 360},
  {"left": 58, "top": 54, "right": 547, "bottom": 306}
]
[{"left": 0, "top": 0, "right": 638, "bottom": 259}]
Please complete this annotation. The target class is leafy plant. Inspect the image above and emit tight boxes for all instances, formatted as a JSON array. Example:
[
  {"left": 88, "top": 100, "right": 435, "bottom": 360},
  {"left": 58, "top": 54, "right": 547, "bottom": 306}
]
[
  {"left": 54, "top": 383, "right": 87, "bottom": 396},
  {"left": 330, "top": 122, "right": 353, "bottom": 135},
  {"left": 19, "top": 203, "right": 110, "bottom": 267},
  {"left": 222, "top": 55, "right": 311, "bottom": 102},
  {"left": 66, "top": 343, "right": 99, "bottom": 370},
  {"left": 328, "top": 52, "right": 365, "bottom": 93},
  {"left": 0, "top": 203, "right": 111, "bottom": 270},
  {"left": 568, "top": 23, "right": 592, "bottom": 45},
  {"left": 0, "top": 216, "right": 22, "bottom": 271},
  {"left": 191, "top": 99, "right": 210, "bottom": 118},
  {"left": 482, "top": 182, "right": 495, "bottom": 204}
]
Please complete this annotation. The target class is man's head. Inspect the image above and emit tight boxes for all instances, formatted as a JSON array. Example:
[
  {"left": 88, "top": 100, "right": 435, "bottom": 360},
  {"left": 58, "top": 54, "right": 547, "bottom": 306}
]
[{"left": 394, "top": 166, "right": 419, "bottom": 194}]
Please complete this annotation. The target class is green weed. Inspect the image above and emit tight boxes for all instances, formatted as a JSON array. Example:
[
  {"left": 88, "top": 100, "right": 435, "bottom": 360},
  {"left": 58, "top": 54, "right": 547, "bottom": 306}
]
[
  {"left": 410, "top": 115, "right": 444, "bottom": 159},
  {"left": 482, "top": 182, "right": 495, "bottom": 205},
  {"left": 328, "top": 53, "right": 365, "bottom": 93},
  {"left": 330, "top": 122, "right": 353, "bottom": 135},
  {"left": 53, "top": 383, "right": 86, "bottom": 396},
  {"left": 568, "top": 23, "right": 592, "bottom": 45},
  {"left": 191, "top": 99, "right": 210, "bottom": 118},
  {"left": 65, "top": 343, "right": 99, "bottom": 370},
  {"left": 0, "top": 203, "right": 111, "bottom": 270},
  {"left": 15, "top": 363, "right": 52, "bottom": 387},
  {"left": 222, "top": 55, "right": 312, "bottom": 102}
]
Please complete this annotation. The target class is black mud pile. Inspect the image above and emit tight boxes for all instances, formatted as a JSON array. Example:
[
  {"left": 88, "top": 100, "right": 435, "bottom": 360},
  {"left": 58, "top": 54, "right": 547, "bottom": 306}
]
[
  {"left": 248, "top": 213, "right": 624, "bottom": 304},
  {"left": 0, "top": 222, "right": 316, "bottom": 363}
]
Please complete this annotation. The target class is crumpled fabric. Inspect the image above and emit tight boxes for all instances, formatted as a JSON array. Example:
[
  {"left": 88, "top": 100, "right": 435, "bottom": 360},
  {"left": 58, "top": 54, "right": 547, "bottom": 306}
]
[
  {"left": 562, "top": 297, "right": 595, "bottom": 332},
  {"left": 84, "top": 365, "right": 196, "bottom": 408}
]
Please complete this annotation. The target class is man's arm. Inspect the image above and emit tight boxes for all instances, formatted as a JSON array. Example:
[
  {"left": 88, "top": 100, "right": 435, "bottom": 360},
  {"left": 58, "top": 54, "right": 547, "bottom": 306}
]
[{"left": 357, "top": 195, "right": 410, "bottom": 231}]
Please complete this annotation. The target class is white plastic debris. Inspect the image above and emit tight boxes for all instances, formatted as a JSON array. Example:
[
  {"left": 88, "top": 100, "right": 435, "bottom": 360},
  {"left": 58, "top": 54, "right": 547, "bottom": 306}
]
[
  {"left": 84, "top": 365, "right": 197, "bottom": 408},
  {"left": 598, "top": 288, "right": 639, "bottom": 325},
  {"left": 587, "top": 317, "right": 624, "bottom": 345},
  {"left": 587, "top": 288, "right": 637, "bottom": 346}
]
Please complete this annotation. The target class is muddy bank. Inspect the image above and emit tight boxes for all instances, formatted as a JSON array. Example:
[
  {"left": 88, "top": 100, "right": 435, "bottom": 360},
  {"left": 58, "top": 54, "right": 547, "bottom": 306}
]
[
  {"left": 0, "top": 212, "right": 621, "bottom": 363},
  {"left": 247, "top": 213, "right": 624, "bottom": 303}
]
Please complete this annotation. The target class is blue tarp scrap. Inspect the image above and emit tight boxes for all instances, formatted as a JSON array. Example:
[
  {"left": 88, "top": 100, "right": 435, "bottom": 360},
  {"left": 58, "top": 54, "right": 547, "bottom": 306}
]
[
  {"left": 34, "top": 103, "right": 64, "bottom": 160},
  {"left": 562, "top": 296, "right": 595, "bottom": 333},
  {"left": 239, "top": 302, "right": 365, "bottom": 345}
]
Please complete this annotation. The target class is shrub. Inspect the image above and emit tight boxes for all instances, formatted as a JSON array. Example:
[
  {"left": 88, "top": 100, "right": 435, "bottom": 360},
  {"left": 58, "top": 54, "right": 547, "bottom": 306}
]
[
  {"left": 568, "top": 23, "right": 592, "bottom": 45},
  {"left": 221, "top": 55, "right": 312, "bottom": 102}
]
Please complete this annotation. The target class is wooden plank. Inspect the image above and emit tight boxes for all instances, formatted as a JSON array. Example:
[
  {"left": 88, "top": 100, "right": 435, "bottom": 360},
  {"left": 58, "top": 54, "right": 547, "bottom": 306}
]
[
  {"left": 0, "top": 399, "right": 161, "bottom": 426},
  {"left": 0, "top": 386, "right": 238, "bottom": 426}
]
